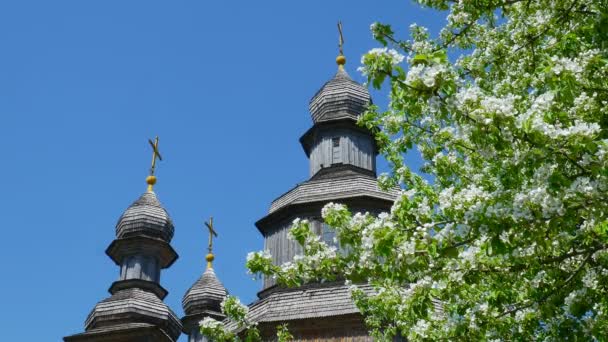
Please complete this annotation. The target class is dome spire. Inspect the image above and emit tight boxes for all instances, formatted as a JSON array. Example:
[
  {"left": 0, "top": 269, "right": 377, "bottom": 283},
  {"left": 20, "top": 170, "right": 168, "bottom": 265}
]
[
  {"left": 336, "top": 21, "right": 346, "bottom": 69},
  {"left": 146, "top": 136, "right": 162, "bottom": 192},
  {"left": 181, "top": 216, "right": 227, "bottom": 339},
  {"left": 204, "top": 217, "right": 218, "bottom": 269}
]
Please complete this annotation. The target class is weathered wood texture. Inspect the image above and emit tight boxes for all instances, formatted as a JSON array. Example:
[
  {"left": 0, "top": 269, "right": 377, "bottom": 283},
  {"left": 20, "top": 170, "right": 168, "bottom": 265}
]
[
  {"left": 64, "top": 323, "right": 176, "bottom": 342},
  {"left": 309, "top": 68, "right": 371, "bottom": 124},
  {"left": 226, "top": 283, "right": 376, "bottom": 333},
  {"left": 83, "top": 287, "right": 182, "bottom": 338},
  {"left": 259, "top": 314, "right": 373, "bottom": 342},
  {"left": 182, "top": 267, "right": 227, "bottom": 315},
  {"left": 263, "top": 193, "right": 397, "bottom": 289},
  {"left": 269, "top": 175, "right": 398, "bottom": 214},
  {"left": 116, "top": 191, "right": 175, "bottom": 242},
  {"left": 309, "top": 129, "right": 375, "bottom": 176},
  {"left": 120, "top": 254, "right": 160, "bottom": 282}
]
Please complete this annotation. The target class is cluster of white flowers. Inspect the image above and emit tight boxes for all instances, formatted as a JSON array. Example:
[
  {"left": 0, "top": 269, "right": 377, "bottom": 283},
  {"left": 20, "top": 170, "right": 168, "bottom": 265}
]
[
  {"left": 552, "top": 120, "right": 601, "bottom": 139},
  {"left": 551, "top": 56, "right": 583, "bottom": 76},
  {"left": 476, "top": 94, "right": 519, "bottom": 119},
  {"left": 570, "top": 92, "right": 597, "bottom": 116},
  {"left": 409, "top": 319, "right": 430, "bottom": 339},
  {"left": 199, "top": 316, "right": 222, "bottom": 329},
  {"left": 564, "top": 289, "right": 587, "bottom": 314},
  {"left": 280, "top": 261, "right": 296, "bottom": 273},
  {"left": 434, "top": 222, "right": 455, "bottom": 243},
  {"left": 432, "top": 151, "right": 458, "bottom": 166},
  {"left": 396, "top": 239, "right": 416, "bottom": 264},
  {"left": 447, "top": 10, "right": 470, "bottom": 26},
  {"left": 455, "top": 86, "right": 483, "bottom": 107},
  {"left": 443, "top": 184, "right": 490, "bottom": 214},
  {"left": 517, "top": 91, "right": 601, "bottom": 140},
  {"left": 406, "top": 63, "right": 448, "bottom": 88},
  {"left": 370, "top": 22, "right": 378, "bottom": 32},
  {"left": 287, "top": 218, "right": 309, "bottom": 241},
  {"left": 221, "top": 296, "right": 249, "bottom": 322},
  {"left": 530, "top": 270, "right": 547, "bottom": 288},
  {"left": 567, "top": 177, "right": 598, "bottom": 199},
  {"left": 438, "top": 186, "right": 455, "bottom": 211},
  {"left": 459, "top": 246, "right": 480, "bottom": 266},
  {"left": 513, "top": 185, "right": 564, "bottom": 219},
  {"left": 582, "top": 269, "right": 599, "bottom": 290},
  {"left": 246, "top": 249, "right": 272, "bottom": 262},
  {"left": 596, "top": 139, "right": 608, "bottom": 163},
  {"left": 382, "top": 112, "right": 405, "bottom": 133},
  {"left": 364, "top": 47, "right": 405, "bottom": 66},
  {"left": 514, "top": 308, "right": 534, "bottom": 323},
  {"left": 321, "top": 202, "right": 346, "bottom": 219},
  {"left": 350, "top": 212, "right": 369, "bottom": 226},
  {"left": 309, "top": 244, "right": 338, "bottom": 264}
]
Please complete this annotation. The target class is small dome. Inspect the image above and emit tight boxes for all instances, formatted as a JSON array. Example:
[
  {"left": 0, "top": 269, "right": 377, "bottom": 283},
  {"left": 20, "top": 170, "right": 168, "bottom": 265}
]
[
  {"left": 182, "top": 268, "right": 228, "bottom": 316},
  {"left": 116, "top": 192, "right": 175, "bottom": 242},
  {"left": 309, "top": 68, "right": 371, "bottom": 124}
]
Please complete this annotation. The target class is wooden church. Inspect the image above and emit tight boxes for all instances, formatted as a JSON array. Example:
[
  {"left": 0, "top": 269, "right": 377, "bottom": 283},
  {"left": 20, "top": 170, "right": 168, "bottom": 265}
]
[{"left": 64, "top": 30, "right": 397, "bottom": 342}]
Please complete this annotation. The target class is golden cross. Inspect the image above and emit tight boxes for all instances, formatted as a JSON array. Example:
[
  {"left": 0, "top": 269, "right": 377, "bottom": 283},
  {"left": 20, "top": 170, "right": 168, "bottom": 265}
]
[
  {"left": 205, "top": 217, "right": 218, "bottom": 254},
  {"left": 148, "top": 136, "right": 162, "bottom": 176},
  {"left": 337, "top": 21, "right": 344, "bottom": 56}
]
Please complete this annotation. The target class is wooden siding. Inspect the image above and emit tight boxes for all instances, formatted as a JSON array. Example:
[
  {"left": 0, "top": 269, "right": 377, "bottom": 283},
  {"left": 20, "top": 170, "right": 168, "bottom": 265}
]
[
  {"left": 309, "top": 130, "right": 375, "bottom": 177},
  {"left": 257, "top": 314, "right": 373, "bottom": 342},
  {"left": 120, "top": 255, "right": 160, "bottom": 282},
  {"left": 263, "top": 220, "right": 309, "bottom": 288}
]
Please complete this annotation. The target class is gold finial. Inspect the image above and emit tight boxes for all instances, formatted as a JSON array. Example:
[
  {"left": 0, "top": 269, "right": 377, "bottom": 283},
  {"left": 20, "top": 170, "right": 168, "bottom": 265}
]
[
  {"left": 336, "top": 21, "right": 346, "bottom": 68},
  {"left": 204, "top": 217, "right": 218, "bottom": 269},
  {"left": 147, "top": 136, "right": 162, "bottom": 192}
]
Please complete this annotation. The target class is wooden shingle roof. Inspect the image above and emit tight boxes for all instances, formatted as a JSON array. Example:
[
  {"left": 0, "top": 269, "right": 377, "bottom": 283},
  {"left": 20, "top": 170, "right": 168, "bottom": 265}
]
[
  {"left": 224, "top": 283, "right": 374, "bottom": 332},
  {"left": 309, "top": 68, "right": 371, "bottom": 124},
  {"left": 115, "top": 191, "right": 175, "bottom": 242},
  {"left": 84, "top": 287, "right": 182, "bottom": 340},
  {"left": 182, "top": 267, "right": 228, "bottom": 316},
  {"left": 269, "top": 174, "right": 399, "bottom": 214}
]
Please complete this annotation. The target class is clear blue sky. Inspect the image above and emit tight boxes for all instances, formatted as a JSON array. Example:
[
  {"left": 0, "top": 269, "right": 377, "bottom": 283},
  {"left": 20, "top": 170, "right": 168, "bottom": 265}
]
[{"left": 0, "top": 1, "right": 442, "bottom": 340}]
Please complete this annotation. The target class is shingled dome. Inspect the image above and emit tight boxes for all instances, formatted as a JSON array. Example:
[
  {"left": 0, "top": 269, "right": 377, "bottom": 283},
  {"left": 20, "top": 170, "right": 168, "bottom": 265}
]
[
  {"left": 308, "top": 68, "right": 371, "bottom": 124},
  {"left": 116, "top": 192, "right": 175, "bottom": 242},
  {"left": 182, "top": 268, "right": 228, "bottom": 316}
]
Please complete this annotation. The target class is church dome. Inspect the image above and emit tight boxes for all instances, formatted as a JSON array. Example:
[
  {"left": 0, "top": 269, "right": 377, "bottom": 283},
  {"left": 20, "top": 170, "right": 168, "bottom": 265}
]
[
  {"left": 308, "top": 68, "right": 371, "bottom": 124},
  {"left": 115, "top": 191, "right": 175, "bottom": 242},
  {"left": 182, "top": 267, "right": 228, "bottom": 316}
]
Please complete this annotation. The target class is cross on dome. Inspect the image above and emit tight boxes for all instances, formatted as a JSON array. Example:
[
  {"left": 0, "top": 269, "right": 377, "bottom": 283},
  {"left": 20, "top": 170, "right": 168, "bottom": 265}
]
[{"left": 146, "top": 136, "right": 162, "bottom": 192}]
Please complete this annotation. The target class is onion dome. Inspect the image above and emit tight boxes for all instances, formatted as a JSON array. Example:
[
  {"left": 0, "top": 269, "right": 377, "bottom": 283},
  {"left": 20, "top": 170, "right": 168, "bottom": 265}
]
[
  {"left": 308, "top": 67, "right": 371, "bottom": 124},
  {"left": 84, "top": 287, "right": 182, "bottom": 341},
  {"left": 182, "top": 267, "right": 228, "bottom": 316},
  {"left": 115, "top": 191, "right": 175, "bottom": 242}
]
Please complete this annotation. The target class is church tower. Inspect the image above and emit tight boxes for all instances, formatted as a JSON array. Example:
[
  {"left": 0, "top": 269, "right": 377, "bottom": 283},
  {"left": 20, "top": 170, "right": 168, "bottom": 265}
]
[
  {"left": 181, "top": 218, "right": 228, "bottom": 342},
  {"left": 64, "top": 138, "right": 182, "bottom": 342},
  {"left": 241, "top": 25, "right": 398, "bottom": 340}
]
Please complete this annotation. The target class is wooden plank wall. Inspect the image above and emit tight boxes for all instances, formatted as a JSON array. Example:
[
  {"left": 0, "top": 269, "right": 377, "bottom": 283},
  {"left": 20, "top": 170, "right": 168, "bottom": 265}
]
[
  {"left": 120, "top": 255, "right": 160, "bottom": 282},
  {"left": 259, "top": 315, "right": 374, "bottom": 342},
  {"left": 309, "top": 130, "right": 375, "bottom": 177}
]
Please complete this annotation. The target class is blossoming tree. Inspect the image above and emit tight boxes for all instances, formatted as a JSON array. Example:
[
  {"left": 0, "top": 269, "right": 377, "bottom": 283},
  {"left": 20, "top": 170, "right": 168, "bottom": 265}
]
[{"left": 206, "top": 0, "right": 608, "bottom": 340}]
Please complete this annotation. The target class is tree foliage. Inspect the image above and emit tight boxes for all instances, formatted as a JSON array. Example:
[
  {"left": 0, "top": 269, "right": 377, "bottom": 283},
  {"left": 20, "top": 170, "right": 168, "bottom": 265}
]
[
  {"left": 200, "top": 296, "right": 293, "bottom": 342},
  {"left": 209, "top": 0, "right": 608, "bottom": 340}
]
